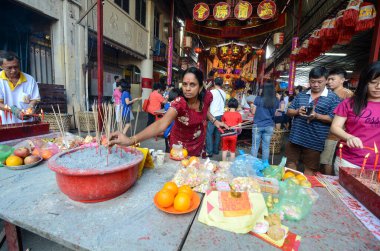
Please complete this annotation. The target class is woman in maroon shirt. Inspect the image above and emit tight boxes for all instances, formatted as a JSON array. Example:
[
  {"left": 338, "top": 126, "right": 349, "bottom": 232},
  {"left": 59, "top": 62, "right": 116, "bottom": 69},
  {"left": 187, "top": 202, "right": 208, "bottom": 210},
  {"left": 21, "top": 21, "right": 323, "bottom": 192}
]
[{"left": 109, "top": 67, "right": 227, "bottom": 156}]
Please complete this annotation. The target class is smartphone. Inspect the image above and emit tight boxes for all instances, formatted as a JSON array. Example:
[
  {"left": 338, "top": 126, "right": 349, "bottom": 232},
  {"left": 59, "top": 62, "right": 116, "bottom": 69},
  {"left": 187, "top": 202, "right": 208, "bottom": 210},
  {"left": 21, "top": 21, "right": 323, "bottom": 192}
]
[{"left": 305, "top": 106, "right": 313, "bottom": 116}]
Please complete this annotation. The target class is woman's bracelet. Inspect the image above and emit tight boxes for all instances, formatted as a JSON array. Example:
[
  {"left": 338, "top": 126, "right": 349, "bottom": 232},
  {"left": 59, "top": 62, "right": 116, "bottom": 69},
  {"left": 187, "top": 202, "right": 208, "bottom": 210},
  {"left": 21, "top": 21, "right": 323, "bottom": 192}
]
[{"left": 210, "top": 117, "right": 216, "bottom": 124}]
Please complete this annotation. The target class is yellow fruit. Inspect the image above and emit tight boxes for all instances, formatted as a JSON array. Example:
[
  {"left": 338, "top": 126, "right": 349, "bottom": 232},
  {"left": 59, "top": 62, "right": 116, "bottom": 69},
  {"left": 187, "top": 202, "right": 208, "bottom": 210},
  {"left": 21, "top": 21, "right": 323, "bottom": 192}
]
[
  {"left": 173, "top": 193, "right": 191, "bottom": 211},
  {"left": 156, "top": 189, "right": 175, "bottom": 208},
  {"left": 5, "top": 155, "right": 23, "bottom": 166},
  {"left": 300, "top": 180, "right": 312, "bottom": 188},
  {"left": 178, "top": 185, "right": 194, "bottom": 199},
  {"left": 182, "top": 149, "right": 188, "bottom": 158},
  {"left": 181, "top": 159, "right": 190, "bottom": 167},
  {"left": 283, "top": 171, "right": 295, "bottom": 180},
  {"left": 296, "top": 174, "right": 307, "bottom": 181},
  {"left": 188, "top": 156, "right": 199, "bottom": 164},
  {"left": 162, "top": 181, "right": 178, "bottom": 196}
]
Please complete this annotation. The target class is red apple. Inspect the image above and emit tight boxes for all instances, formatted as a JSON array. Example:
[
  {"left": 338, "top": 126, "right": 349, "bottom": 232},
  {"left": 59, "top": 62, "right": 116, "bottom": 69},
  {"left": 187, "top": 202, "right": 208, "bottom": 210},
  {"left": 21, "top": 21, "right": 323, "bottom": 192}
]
[
  {"left": 13, "top": 147, "right": 30, "bottom": 158},
  {"left": 24, "top": 155, "right": 40, "bottom": 165}
]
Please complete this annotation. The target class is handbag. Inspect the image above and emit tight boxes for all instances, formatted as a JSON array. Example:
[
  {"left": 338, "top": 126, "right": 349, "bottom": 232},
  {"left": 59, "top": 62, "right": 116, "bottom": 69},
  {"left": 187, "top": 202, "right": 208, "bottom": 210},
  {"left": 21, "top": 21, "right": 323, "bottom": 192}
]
[{"left": 142, "top": 98, "right": 150, "bottom": 112}]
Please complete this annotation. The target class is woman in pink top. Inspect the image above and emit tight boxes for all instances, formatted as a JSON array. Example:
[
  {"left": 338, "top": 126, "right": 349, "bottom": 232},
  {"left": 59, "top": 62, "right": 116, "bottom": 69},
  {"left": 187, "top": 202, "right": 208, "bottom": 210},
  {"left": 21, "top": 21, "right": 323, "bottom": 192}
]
[
  {"left": 331, "top": 61, "right": 380, "bottom": 174},
  {"left": 113, "top": 83, "right": 122, "bottom": 123},
  {"left": 146, "top": 83, "right": 165, "bottom": 126}
]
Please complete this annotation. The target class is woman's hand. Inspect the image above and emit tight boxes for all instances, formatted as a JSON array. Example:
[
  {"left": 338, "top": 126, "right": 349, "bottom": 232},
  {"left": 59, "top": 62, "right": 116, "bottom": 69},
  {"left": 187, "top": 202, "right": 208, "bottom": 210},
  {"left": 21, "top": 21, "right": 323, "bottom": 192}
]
[
  {"left": 214, "top": 120, "right": 229, "bottom": 130},
  {"left": 346, "top": 136, "right": 364, "bottom": 148},
  {"left": 108, "top": 131, "right": 133, "bottom": 147}
]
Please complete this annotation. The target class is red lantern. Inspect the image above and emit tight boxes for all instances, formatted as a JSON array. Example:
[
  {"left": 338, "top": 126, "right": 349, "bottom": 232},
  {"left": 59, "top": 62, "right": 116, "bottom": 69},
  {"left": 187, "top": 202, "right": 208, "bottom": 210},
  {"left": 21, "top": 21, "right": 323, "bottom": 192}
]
[
  {"left": 355, "top": 2, "right": 377, "bottom": 32},
  {"left": 194, "top": 47, "right": 202, "bottom": 54},
  {"left": 319, "top": 19, "right": 331, "bottom": 39},
  {"left": 343, "top": 0, "right": 362, "bottom": 28}
]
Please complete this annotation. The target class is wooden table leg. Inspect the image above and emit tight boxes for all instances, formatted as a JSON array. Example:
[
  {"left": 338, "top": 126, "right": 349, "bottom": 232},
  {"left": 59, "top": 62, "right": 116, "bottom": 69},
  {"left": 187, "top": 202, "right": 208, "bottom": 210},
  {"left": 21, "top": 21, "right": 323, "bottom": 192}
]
[{"left": 4, "top": 221, "right": 23, "bottom": 251}]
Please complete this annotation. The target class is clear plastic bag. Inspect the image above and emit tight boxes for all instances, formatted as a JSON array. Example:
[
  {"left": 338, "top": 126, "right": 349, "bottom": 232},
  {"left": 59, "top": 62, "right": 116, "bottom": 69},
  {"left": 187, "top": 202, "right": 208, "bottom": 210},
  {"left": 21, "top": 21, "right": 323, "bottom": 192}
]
[
  {"left": 263, "top": 157, "right": 287, "bottom": 180},
  {"left": 230, "top": 150, "right": 264, "bottom": 177},
  {"left": 0, "top": 145, "right": 14, "bottom": 166},
  {"left": 273, "top": 179, "right": 316, "bottom": 221}
]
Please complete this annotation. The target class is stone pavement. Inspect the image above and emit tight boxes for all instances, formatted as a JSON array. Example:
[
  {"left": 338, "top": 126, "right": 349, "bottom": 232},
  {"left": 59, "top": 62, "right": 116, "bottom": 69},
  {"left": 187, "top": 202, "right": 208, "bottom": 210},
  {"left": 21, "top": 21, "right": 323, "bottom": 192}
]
[{"left": 0, "top": 112, "right": 285, "bottom": 251}]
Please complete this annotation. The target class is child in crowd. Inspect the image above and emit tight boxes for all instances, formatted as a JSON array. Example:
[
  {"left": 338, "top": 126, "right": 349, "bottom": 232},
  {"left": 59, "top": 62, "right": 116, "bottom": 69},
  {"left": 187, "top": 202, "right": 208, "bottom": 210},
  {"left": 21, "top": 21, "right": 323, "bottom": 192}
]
[
  {"left": 221, "top": 98, "right": 242, "bottom": 161},
  {"left": 164, "top": 88, "right": 181, "bottom": 153}
]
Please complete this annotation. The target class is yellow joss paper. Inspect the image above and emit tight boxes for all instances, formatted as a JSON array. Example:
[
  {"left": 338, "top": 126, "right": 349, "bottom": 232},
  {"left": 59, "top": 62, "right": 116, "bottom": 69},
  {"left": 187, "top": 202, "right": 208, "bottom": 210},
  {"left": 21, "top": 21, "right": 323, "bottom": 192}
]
[
  {"left": 136, "top": 147, "right": 155, "bottom": 178},
  {"left": 198, "top": 191, "right": 268, "bottom": 234}
]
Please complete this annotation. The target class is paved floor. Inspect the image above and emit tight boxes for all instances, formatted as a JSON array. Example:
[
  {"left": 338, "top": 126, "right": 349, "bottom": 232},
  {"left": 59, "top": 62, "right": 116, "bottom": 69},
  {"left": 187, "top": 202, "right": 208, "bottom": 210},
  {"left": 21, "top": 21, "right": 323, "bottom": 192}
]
[{"left": 0, "top": 112, "right": 285, "bottom": 251}]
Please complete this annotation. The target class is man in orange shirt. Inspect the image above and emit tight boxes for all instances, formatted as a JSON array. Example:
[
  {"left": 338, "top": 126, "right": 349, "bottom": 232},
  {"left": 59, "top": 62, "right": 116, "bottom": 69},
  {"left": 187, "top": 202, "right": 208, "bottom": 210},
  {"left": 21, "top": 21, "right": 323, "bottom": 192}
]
[{"left": 146, "top": 83, "right": 166, "bottom": 126}]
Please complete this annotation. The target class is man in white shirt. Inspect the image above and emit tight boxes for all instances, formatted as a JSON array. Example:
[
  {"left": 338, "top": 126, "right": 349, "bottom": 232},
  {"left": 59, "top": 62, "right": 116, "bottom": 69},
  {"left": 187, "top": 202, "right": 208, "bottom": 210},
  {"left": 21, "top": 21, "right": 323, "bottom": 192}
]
[
  {"left": 0, "top": 53, "right": 40, "bottom": 124},
  {"left": 206, "top": 77, "right": 226, "bottom": 157}
]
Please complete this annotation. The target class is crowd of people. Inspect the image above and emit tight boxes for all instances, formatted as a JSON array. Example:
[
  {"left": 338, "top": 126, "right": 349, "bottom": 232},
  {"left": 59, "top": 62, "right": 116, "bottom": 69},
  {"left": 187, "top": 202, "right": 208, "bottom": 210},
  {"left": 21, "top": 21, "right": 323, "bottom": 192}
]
[{"left": 110, "top": 61, "right": 380, "bottom": 176}]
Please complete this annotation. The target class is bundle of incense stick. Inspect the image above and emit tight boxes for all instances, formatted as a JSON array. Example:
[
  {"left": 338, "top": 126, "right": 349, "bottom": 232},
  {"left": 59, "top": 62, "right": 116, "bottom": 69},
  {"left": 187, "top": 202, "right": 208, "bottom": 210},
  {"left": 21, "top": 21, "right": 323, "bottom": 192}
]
[
  {"left": 51, "top": 105, "right": 65, "bottom": 139},
  {"left": 133, "top": 104, "right": 140, "bottom": 136},
  {"left": 91, "top": 102, "right": 100, "bottom": 146},
  {"left": 316, "top": 174, "right": 344, "bottom": 199}
]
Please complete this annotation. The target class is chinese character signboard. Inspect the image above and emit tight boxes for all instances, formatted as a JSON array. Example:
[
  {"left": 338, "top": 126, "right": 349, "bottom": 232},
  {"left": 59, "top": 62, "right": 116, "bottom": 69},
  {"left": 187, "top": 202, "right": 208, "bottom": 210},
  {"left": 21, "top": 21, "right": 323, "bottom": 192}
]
[
  {"left": 193, "top": 3, "right": 210, "bottom": 21},
  {"left": 234, "top": 1, "right": 252, "bottom": 21},
  {"left": 257, "top": 0, "right": 276, "bottom": 20},
  {"left": 213, "top": 2, "right": 231, "bottom": 21}
]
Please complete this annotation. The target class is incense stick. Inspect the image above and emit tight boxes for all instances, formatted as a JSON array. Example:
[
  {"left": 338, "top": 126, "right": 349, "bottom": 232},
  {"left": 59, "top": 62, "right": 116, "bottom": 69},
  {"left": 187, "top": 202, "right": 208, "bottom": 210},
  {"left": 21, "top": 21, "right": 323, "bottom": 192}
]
[
  {"left": 51, "top": 105, "right": 64, "bottom": 139},
  {"left": 133, "top": 104, "right": 140, "bottom": 136}
]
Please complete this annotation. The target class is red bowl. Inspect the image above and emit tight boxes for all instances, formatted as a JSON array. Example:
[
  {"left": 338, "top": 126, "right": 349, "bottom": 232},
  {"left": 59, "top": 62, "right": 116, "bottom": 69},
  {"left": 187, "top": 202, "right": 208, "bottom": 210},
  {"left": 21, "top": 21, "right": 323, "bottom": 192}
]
[{"left": 48, "top": 146, "right": 143, "bottom": 203}]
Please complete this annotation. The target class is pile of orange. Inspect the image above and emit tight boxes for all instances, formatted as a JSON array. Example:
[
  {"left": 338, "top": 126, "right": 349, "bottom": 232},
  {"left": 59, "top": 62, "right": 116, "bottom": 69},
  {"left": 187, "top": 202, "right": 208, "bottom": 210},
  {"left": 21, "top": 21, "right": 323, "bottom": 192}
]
[{"left": 155, "top": 182, "right": 193, "bottom": 212}]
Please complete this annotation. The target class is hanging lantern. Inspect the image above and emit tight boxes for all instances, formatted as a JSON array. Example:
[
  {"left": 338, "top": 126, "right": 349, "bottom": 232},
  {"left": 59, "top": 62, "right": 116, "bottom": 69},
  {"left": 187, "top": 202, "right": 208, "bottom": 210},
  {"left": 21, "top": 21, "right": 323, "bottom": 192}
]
[
  {"left": 355, "top": 2, "right": 377, "bottom": 32},
  {"left": 194, "top": 47, "right": 202, "bottom": 54},
  {"left": 308, "top": 30, "right": 321, "bottom": 58},
  {"left": 183, "top": 36, "right": 192, "bottom": 48},
  {"left": 209, "top": 46, "right": 217, "bottom": 56},
  {"left": 257, "top": 0, "right": 277, "bottom": 20},
  {"left": 273, "top": 32, "right": 284, "bottom": 48},
  {"left": 256, "top": 48, "right": 265, "bottom": 59},
  {"left": 298, "top": 40, "right": 309, "bottom": 62},
  {"left": 343, "top": 0, "right": 362, "bottom": 27},
  {"left": 319, "top": 19, "right": 331, "bottom": 39},
  {"left": 193, "top": 3, "right": 210, "bottom": 21},
  {"left": 336, "top": 10, "right": 345, "bottom": 30},
  {"left": 322, "top": 18, "right": 338, "bottom": 52}
]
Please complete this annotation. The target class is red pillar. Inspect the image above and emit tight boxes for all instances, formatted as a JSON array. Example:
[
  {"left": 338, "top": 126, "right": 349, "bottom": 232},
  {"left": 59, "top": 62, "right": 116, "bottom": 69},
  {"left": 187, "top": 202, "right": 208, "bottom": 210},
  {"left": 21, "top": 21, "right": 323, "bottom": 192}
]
[
  {"left": 167, "top": 0, "right": 174, "bottom": 86},
  {"left": 97, "top": 0, "right": 104, "bottom": 131},
  {"left": 369, "top": 3, "right": 380, "bottom": 63}
]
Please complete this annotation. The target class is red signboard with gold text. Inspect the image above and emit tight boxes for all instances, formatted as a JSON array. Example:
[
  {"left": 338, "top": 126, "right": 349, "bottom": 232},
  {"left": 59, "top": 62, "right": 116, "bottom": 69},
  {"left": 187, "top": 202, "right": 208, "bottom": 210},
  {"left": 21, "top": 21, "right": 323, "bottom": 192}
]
[
  {"left": 257, "top": 0, "right": 277, "bottom": 20},
  {"left": 234, "top": 1, "right": 253, "bottom": 21},
  {"left": 213, "top": 2, "right": 231, "bottom": 21},
  {"left": 193, "top": 3, "right": 210, "bottom": 21}
]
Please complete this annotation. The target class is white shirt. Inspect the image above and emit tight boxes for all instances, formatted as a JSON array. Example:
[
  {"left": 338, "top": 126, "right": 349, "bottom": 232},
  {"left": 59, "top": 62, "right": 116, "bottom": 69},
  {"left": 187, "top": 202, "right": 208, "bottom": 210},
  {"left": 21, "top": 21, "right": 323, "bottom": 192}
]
[
  {"left": 0, "top": 71, "right": 40, "bottom": 124},
  {"left": 306, "top": 87, "right": 328, "bottom": 103},
  {"left": 210, "top": 88, "right": 226, "bottom": 117}
]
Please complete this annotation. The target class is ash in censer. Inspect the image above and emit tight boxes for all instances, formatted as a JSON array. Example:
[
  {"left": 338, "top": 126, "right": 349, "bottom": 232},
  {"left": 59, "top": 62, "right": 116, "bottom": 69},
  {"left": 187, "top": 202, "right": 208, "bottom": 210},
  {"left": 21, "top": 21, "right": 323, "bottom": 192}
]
[{"left": 56, "top": 146, "right": 136, "bottom": 170}]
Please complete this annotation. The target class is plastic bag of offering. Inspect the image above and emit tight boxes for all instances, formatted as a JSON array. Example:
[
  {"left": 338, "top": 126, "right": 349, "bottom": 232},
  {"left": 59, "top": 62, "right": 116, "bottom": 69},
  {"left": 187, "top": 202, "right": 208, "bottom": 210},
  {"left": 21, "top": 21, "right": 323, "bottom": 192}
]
[
  {"left": 263, "top": 157, "right": 287, "bottom": 181},
  {"left": 230, "top": 150, "right": 264, "bottom": 177},
  {"left": 0, "top": 145, "right": 14, "bottom": 166},
  {"left": 54, "top": 132, "right": 83, "bottom": 150},
  {"left": 273, "top": 179, "right": 317, "bottom": 221},
  {"left": 230, "top": 177, "right": 261, "bottom": 193},
  {"left": 31, "top": 139, "right": 60, "bottom": 160},
  {"left": 170, "top": 143, "right": 188, "bottom": 160}
]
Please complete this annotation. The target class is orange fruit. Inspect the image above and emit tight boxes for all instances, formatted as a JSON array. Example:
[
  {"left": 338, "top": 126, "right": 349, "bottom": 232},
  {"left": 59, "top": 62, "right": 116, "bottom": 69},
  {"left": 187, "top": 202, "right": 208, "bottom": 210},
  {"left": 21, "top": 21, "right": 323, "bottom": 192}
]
[
  {"left": 174, "top": 193, "right": 191, "bottom": 211},
  {"left": 5, "top": 155, "right": 23, "bottom": 166},
  {"left": 188, "top": 156, "right": 199, "bottom": 164},
  {"left": 181, "top": 159, "right": 190, "bottom": 167},
  {"left": 296, "top": 174, "right": 307, "bottom": 181},
  {"left": 182, "top": 149, "right": 188, "bottom": 158},
  {"left": 41, "top": 149, "right": 53, "bottom": 160},
  {"left": 178, "top": 185, "right": 193, "bottom": 199},
  {"left": 156, "top": 189, "right": 175, "bottom": 208},
  {"left": 32, "top": 148, "right": 40, "bottom": 156},
  {"left": 162, "top": 181, "right": 178, "bottom": 196},
  {"left": 283, "top": 171, "right": 295, "bottom": 180}
]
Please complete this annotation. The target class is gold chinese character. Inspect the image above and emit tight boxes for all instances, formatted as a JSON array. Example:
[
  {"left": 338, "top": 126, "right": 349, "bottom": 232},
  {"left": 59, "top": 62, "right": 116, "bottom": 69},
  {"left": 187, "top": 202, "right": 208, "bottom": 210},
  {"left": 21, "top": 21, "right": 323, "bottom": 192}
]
[
  {"left": 238, "top": 3, "right": 249, "bottom": 19},
  {"left": 210, "top": 47, "right": 217, "bottom": 55},
  {"left": 215, "top": 5, "right": 229, "bottom": 19},
  {"left": 220, "top": 46, "right": 228, "bottom": 55},
  {"left": 233, "top": 46, "right": 240, "bottom": 54},
  {"left": 243, "top": 46, "right": 251, "bottom": 54},
  {"left": 259, "top": 3, "right": 274, "bottom": 17},
  {"left": 196, "top": 5, "right": 208, "bottom": 19}
]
